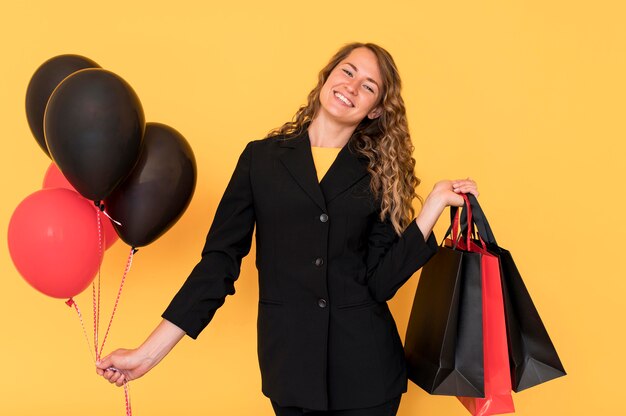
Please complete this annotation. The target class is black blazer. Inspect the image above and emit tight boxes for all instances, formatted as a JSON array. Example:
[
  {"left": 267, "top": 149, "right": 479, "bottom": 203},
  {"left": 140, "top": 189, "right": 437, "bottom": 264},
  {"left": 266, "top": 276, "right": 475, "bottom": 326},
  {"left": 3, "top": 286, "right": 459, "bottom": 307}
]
[{"left": 162, "top": 129, "right": 438, "bottom": 411}]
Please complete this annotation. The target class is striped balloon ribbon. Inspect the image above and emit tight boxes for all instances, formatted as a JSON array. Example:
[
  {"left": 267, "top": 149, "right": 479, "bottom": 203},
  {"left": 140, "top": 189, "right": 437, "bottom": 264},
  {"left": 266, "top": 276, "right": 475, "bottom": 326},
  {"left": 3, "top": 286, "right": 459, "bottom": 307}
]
[{"left": 66, "top": 207, "right": 134, "bottom": 415}]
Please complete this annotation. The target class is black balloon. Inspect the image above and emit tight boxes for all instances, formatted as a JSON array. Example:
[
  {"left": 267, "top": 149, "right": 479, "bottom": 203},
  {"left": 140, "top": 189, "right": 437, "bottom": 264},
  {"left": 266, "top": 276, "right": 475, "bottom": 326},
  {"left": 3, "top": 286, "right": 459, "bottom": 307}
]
[
  {"left": 105, "top": 122, "right": 197, "bottom": 247},
  {"left": 25, "top": 54, "right": 100, "bottom": 157},
  {"left": 44, "top": 68, "right": 145, "bottom": 201}
]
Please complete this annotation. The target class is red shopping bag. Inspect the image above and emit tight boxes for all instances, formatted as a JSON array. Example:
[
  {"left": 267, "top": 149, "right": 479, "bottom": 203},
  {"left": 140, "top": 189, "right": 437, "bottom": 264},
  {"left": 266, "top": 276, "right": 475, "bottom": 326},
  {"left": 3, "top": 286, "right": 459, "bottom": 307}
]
[{"left": 453, "top": 194, "right": 515, "bottom": 416}]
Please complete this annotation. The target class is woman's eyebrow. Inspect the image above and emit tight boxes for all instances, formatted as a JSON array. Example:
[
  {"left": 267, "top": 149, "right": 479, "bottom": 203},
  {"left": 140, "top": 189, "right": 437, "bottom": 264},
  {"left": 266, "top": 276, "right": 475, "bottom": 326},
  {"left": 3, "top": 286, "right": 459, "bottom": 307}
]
[{"left": 345, "top": 62, "right": 380, "bottom": 88}]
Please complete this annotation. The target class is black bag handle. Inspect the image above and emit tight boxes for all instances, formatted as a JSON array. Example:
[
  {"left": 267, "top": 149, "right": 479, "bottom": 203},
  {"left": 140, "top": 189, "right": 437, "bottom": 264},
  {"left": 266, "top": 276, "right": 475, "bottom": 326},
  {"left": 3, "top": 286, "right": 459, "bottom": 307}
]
[
  {"left": 465, "top": 194, "right": 498, "bottom": 246},
  {"left": 443, "top": 194, "right": 498, "bottom": 247}
]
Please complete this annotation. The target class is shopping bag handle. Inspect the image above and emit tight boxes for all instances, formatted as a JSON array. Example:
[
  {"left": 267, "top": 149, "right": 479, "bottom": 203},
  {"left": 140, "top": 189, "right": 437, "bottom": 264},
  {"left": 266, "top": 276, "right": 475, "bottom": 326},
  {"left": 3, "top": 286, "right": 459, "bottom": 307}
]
[
  {"left": 452, "top": 193, "right": 472, "bottom": 248},
  {"left": 444, "top": 193, "right": 473, "bottom": 249},
  {"left": 444, "top": 200, "right": 462, "bottom": 247},
  {"left": 464, "top": 194, "right": 498, "bottom": 246},
  {"left": 445, "top": 193, "right": 497, "bottom": 249}
]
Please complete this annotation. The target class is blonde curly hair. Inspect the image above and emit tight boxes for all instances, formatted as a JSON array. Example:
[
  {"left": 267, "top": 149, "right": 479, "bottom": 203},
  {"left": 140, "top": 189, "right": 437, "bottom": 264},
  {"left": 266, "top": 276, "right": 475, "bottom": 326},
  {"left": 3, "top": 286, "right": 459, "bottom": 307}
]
[{"left": 267, "top": 42, "right": 422, "bottom": 236}]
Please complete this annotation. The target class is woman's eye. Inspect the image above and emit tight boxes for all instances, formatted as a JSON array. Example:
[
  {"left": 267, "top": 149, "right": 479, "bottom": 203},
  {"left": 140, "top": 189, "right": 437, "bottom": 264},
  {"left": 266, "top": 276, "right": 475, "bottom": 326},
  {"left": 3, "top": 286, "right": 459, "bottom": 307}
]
[
  {"left": 342, "top": 68, "right": 353, "bottom": 77},
  {"left": 364, "top": 85, "right": 374, "bottom": 93}
]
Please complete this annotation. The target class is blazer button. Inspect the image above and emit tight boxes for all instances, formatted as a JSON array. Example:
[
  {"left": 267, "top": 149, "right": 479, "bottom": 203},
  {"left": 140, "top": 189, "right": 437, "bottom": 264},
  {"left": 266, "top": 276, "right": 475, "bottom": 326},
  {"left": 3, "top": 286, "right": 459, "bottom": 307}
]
[
  {"left": 318, "top": 299, "right": 328, "bottom": 308},
  {"left": 319, "top": 213, "right": 329, "bottom": 223},
  {"left": 314, "top": 257, "right": 324, "bottom": 267}
]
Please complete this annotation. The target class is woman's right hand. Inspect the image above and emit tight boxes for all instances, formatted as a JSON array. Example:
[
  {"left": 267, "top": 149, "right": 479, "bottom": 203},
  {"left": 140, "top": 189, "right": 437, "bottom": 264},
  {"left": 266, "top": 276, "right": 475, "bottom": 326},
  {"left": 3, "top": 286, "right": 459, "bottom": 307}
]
[
  {"left": 95, "top": 319, "right": 186, "bottom": 387},
  {"left": 96, "top": 348, "right": 154, "bottom": 386}
]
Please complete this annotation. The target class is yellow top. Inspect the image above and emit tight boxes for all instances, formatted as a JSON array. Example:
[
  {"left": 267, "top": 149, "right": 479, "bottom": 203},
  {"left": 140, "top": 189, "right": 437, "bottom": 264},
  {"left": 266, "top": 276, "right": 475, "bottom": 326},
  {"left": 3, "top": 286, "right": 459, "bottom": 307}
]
[{"left": 310, "top": 145, "right": 342, "bottom": 183}]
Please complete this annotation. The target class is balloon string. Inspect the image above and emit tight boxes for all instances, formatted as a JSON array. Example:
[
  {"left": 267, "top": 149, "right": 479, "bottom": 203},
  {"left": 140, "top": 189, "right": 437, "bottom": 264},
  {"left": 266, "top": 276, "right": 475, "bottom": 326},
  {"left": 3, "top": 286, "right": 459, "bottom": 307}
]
[
  {"left": 98, "top": 246, "right": 135, "bottom": 359},
  {"left": 94, "top": 199, "right": 122, "bottom": 226},
  {"left": 94, "top": 211, "right": 103, "bottom": 360},
  {"left": 70, "top": 209, "right": 133, "bottom": 416},
  {"left": 102, "top": 209, "right": 122, "bottom": 226},
  {"left": 97, "top": 212, "right": 102, "bottom": 358},
  {"left": 98, "top": 246, "right": 135, "bottom": 416},
  {"left": 97, "top": 266, "right": 102, "bottom": 354},
  {"left": 66, "top": 298, "right": 95, "bottom": 363},
  {"left": 92, "top": 283, "right": 99, "bottom": 359},
  {"left": 67, "top": 296, "right": 132, "bottom": 415},
  {"left": 124, "top": 382, "right": 132, "bottom": 416}
]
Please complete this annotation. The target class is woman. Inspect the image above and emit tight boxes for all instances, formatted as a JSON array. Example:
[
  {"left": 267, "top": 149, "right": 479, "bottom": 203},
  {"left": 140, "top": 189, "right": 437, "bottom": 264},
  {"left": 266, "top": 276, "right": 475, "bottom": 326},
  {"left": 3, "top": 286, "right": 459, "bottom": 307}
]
[{"left": 96, "top": 42, "right": 479, "bottom": 416}]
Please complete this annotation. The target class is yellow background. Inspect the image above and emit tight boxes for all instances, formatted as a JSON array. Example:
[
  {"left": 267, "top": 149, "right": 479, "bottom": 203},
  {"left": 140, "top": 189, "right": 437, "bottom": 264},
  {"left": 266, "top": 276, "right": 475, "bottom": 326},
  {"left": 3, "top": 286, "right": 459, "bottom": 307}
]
[{"left": 1, "top": 1, "right": 624, "bottom": 414}]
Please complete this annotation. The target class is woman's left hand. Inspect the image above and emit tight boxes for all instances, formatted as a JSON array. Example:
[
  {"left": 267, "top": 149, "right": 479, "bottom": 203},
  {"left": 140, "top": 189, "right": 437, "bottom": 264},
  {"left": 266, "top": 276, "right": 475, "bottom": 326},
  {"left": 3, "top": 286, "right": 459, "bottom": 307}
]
[
  {"left": 452, "top": 178, "right": 479, "bottom": 197},
  {"left": 415, "top": 177, "right": 479, "bottom": 240},
  {"left": 431, "top": 177, "right": 479, "bottom": 207}
]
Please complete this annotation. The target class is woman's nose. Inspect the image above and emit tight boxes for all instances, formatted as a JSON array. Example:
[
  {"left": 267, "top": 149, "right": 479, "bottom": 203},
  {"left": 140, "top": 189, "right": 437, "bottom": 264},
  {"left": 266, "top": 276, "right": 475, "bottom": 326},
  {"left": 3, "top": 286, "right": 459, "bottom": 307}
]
[{"left": 345, "top": 79, "right": 358, "bottom": 95}]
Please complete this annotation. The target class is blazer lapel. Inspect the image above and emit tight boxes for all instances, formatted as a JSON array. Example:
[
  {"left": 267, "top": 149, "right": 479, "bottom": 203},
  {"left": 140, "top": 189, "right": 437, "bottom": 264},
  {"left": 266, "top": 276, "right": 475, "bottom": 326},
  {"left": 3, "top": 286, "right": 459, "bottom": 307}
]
[
  {"left": 278, "top": 129, "right": 369, "bottom": 209},
  {"left": 320, "top": 140, "right": 369, "bottom": 204},
  {"left": 278, "top": 130, "right": 326, "bottom": 211}
]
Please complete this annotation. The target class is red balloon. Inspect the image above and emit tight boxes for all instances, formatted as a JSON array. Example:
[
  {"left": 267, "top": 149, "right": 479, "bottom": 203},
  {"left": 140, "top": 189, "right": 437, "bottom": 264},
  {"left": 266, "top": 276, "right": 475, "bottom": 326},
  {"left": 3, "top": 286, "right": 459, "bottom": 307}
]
[
  {"left": 8, "top": 188, "right": 104, "bottom": 298},
  {"left": 43, "top": 163, "right": 119, "bottom": 250},
  {"left": 42, "top": 162, "right": 73, "bottom": 190}
]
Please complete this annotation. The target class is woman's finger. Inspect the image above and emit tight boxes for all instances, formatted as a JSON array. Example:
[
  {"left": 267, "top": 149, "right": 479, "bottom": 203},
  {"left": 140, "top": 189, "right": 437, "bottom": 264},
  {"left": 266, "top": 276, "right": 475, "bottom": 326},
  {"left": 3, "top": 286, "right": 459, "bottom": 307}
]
[
  {"left": 455, "top": 184, "right": 476, "bottom": 190},
  {"left": 453, "top": 186, "right": 479, "bottom": 197},
  {"left": 455, "top": 186, "right": 479, "bottom": 194},
  {"left": 96, "top": 355, "right": 113, "bottom": 371},
  {"left": 115, "top": 375, "right": 126, "bottom": 387},
  {"left": 108, "top": 373, "right": 119, "bottom": 384},
  {"left": 104, "top": 368, "right": 120, "bottom": 381},
  {"left": 462, "top": 188, "right": 480, "bottom": 197},
  {"left": 111, "top": 373, "right": 122, "bottom": 384},
  {"left": 453, "top": 180, "right": 476, "bottom": 188}
]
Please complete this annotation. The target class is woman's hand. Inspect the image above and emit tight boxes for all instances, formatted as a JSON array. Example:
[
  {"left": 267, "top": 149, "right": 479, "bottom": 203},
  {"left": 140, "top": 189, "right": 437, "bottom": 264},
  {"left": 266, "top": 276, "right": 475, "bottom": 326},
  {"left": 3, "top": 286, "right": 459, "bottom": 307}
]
[
  {"left": 431, "top": 177, "right": 479, "bottom": 207},
  {"left": 95, "top": 319, "right": 186, "bottom": 387},
  {"left": 96, "top": 348, "right": 154, "bottom": 387},
  {"left": 414, "top": 178, "right": 479, "bottom": 241}
]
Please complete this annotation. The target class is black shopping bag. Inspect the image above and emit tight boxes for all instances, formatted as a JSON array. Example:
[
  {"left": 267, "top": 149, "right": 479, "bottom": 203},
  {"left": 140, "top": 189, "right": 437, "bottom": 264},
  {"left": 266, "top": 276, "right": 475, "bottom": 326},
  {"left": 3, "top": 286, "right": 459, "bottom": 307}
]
[
  {"left": 404, "top": 202, "right": 485, "bottom": 398},
  {"left": 464, "top": 194, "right": 566, "bottom": 392}
]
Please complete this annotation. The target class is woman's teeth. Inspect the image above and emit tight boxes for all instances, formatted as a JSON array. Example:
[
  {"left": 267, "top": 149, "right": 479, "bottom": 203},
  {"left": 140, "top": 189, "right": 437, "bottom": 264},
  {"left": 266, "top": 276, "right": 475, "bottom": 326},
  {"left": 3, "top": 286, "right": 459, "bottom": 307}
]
[{"left": 334, "top": 92, "right": 353, "bottom": 107}]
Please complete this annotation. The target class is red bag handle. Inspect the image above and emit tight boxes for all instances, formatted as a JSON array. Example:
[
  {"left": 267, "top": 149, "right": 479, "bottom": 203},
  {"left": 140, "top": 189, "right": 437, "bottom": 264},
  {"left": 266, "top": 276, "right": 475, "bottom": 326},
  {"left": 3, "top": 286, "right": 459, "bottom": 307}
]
[
  {"left": 451, "top": 193, "right": 488, "bottom": 250},
  {"left": 452, "top": 193, "right": 472, "bottom": 249}
]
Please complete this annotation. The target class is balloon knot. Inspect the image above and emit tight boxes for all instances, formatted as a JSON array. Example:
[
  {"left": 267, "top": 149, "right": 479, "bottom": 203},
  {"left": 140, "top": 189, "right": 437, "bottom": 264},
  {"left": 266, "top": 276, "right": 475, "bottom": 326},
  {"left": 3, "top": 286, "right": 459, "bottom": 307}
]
[
  {"left": 93, "top": 200, "right": 105, "bottom": 211},
  {"left": 65, "top": 298, "right": 75, "bottom": 307},
  {"left": 132, "top": 247, "right": 138, "bottom": 254}
]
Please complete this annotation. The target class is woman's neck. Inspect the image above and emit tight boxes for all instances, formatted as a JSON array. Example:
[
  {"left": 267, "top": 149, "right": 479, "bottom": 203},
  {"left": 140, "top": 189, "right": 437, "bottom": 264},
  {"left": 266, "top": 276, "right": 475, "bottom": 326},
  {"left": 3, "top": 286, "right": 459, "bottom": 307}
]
[{"left": 307, "top": 115, "right": 356, "bottom": 148}]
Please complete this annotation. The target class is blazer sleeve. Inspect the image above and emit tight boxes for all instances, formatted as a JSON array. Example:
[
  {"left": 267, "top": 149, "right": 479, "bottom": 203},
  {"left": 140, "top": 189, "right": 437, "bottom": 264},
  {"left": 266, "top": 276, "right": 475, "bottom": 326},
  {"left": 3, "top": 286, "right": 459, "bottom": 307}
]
[
  {"left": 162, "top": 141, "right": 256, "bottom": 339},
  {"left": 366, "top": 216, "right": 439, "bottom": 302}
]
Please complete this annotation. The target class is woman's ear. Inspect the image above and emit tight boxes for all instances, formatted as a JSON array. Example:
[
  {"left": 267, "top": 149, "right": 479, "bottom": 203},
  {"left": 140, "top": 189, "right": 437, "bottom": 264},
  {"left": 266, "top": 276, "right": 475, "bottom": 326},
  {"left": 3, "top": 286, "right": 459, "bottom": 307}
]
[{"left": 367, "top": 106, "right": 383, "bottom": 120}]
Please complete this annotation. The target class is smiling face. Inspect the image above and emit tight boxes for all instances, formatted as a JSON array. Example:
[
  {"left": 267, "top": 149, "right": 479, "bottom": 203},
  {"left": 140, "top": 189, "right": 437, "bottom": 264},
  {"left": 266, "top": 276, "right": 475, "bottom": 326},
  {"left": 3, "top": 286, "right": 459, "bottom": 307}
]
[{"left": 317, "top": 47, "right": 384, "bottom": 128}]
